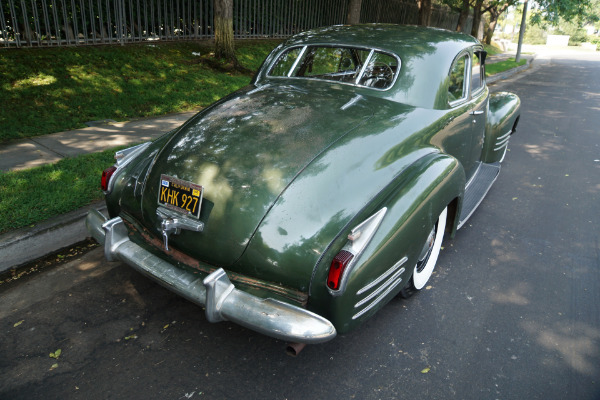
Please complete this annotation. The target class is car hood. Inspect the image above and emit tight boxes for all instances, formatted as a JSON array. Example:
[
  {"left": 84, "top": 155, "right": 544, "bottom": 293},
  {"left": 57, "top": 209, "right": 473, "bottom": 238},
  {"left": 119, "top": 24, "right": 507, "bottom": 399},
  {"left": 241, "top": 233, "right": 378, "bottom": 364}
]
[{"left": 139, "top": 84, "right": 374, "bottom": 267}]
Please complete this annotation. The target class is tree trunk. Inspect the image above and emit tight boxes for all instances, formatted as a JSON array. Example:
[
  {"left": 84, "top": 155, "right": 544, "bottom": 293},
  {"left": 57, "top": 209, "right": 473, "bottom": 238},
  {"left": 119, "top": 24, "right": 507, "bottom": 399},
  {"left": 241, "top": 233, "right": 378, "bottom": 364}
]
[
  {"left": 456, "top": 0, "right": 470, "bottom": 32},
  {"left": 483, "top": 4, "right": 509, "bottom": 45},
  {"left": 484, "top": 19, "right": 496, "bottom": 44},
  {"left": 214, "top": 0, "right": 236, "bottom": 62},
  {"left": 418, "top": 0, "right": 432, "bottom": 26},
  {"left": 347, "top": 0, "right": 362, "bottom": 25},
  {"left": 470, "top": 0, "right": 484, "bottom": 38}
]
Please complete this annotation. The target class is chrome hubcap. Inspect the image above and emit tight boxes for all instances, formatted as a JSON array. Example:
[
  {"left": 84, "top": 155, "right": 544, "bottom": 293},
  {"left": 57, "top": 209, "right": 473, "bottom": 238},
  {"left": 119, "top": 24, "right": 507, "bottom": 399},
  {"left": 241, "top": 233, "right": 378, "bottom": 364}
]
[{"left": 416, "top": 226, "right": 436, "bottom": 272}]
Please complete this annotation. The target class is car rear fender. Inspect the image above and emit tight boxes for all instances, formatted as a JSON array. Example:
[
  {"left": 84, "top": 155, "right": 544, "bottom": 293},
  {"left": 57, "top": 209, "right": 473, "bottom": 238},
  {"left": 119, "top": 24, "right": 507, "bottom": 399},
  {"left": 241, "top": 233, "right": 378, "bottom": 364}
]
[
  {"left": 308, "top": 152, "right": 465, "bottom": 333},
  {"left": 482, "top": 92, "right": 521, "bottom": 163}
]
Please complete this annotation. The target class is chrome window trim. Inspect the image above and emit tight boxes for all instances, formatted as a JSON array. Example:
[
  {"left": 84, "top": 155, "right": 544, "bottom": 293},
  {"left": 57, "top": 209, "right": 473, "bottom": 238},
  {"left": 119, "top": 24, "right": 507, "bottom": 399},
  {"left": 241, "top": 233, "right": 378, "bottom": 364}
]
[
  {"left": 354, "top": 49, "right": 375, "bottom": 85},
  {"left": 471, "top": 48, "right": 486, "bottom": 97},
  {"left": 287, "top": 45, "right": 307, "bottom": 77},
  {"left": 265, "top": 44, "right": 401, "bottom": 92},
  {"left": 448, "top": 51, "right": 471, "bottom": 108}
]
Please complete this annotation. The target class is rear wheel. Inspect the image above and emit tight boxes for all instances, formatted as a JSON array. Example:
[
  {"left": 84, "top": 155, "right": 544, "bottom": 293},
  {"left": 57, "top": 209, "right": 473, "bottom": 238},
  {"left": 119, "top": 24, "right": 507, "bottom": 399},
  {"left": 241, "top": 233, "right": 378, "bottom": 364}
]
[{"left": 399, "top": 207, "right": 447, "bottom": 298}]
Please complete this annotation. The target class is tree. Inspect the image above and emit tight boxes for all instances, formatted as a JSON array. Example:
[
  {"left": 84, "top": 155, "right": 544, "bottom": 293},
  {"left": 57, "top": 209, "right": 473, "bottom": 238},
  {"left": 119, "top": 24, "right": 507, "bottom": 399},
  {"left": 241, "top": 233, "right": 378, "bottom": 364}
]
[
  {"left": 529, "top": 0, "right": 595, "bottom": 25},
  {"left": 347, "top": 0, "right": 362, "bottom": 24},
  {"left": 440, "top": 0, "right": 471, "bottom": 32},
  {"left": 418, "top": 0, "right": 433, "bottom": 26},
  {"left": 214, "top": 0, "right": 237, "bottom": 63},
  {"left": 456, "top": 0, "right": 471, "bottom": 32},
  {"left": 470, "top": 0, "right": 485, "bottom": 38},
  {"left": 483, "top": 1, "right": 519, "bottom": 44},
  {"left": 483, "top": 3, "right": 509, "bottom": 44}
]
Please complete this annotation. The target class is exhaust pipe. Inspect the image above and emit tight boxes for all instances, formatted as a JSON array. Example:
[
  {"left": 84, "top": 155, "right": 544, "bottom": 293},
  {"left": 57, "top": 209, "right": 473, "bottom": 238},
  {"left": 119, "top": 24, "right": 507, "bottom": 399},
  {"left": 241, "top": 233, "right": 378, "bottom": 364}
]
[{"left": 286, "top": 342, "right": 306, "bottom": 356}]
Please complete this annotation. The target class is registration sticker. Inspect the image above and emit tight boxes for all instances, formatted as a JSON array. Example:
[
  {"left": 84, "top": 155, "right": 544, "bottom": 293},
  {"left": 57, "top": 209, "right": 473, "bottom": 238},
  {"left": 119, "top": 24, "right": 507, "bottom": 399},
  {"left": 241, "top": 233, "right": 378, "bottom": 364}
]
[{"left": 157, "top": 174, "right": 203, "bottom": 219}]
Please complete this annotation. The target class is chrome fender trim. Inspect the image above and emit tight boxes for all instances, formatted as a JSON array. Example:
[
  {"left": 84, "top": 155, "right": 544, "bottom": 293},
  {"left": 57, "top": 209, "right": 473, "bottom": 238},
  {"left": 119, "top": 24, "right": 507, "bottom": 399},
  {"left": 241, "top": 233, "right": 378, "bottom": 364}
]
[{"left": 85, "top": 209, "right": 337, "bottom": 344}]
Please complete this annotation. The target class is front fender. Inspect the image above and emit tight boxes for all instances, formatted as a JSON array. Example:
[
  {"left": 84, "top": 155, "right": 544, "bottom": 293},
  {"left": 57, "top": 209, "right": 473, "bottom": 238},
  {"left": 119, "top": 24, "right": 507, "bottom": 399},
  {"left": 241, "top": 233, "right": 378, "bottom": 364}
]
[
  {"left": 482, "top": 92, "right": 521, "bottom": 163},
  {"left": 308, "top": 152, "right": 465, "bottom": 333}
]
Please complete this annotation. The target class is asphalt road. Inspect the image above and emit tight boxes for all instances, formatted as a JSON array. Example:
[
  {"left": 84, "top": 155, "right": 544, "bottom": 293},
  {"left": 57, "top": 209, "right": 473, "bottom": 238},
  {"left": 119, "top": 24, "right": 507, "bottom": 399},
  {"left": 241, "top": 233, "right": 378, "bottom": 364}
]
[{"left": 1, "top": 50, "right": 599, "bottom": 400}]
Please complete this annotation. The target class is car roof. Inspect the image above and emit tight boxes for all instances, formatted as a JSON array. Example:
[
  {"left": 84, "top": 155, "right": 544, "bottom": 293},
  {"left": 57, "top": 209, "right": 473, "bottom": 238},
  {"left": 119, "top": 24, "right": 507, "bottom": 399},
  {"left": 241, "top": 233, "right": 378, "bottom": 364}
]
[{"left": 284, "top": 24, "right": 479, "bottom": 56}]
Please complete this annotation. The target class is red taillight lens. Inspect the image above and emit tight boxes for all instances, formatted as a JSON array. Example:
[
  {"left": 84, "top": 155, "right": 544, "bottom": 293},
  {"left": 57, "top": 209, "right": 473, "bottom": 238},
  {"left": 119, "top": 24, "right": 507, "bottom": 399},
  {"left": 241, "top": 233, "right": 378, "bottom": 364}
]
[
  {"left": 101, "top": 166, "right": 117, "bottom": 192},
  {"left": 327, "top": 250, "right": 354, "bottom": 290}
]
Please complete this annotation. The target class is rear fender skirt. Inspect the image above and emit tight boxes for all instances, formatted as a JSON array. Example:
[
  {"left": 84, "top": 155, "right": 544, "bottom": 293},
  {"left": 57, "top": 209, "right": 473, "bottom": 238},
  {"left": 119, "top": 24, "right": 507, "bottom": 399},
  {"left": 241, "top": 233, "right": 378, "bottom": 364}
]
[
  {"left": 482, "top": 92, "right": 521, "bottom": 163},
  {"left": 308, "top": 152, "right": 465, "bottom": 333}
]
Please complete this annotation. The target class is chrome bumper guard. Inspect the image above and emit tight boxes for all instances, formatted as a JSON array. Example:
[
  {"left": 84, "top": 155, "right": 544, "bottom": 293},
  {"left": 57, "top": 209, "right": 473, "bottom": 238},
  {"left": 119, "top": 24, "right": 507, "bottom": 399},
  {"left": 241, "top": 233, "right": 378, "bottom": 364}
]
[{"left": 86, "top": 209, "right": 336, "bottom": 344}]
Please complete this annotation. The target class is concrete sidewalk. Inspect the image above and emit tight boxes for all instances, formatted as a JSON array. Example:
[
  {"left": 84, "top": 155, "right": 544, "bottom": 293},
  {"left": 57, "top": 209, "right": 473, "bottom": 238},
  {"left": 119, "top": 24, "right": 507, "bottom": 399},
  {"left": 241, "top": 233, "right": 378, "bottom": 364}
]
[
  {"left": 0, "top": 109, "right": 200, "bottom": 172},
  {"left": 0, "top": 56, "right": 537, "bottom": 273}
]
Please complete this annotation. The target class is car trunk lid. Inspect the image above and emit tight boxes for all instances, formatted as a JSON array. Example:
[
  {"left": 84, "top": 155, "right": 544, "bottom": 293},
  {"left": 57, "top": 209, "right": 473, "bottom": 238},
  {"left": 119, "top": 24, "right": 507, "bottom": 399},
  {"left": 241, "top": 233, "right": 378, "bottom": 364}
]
[{"left": 138, "top": 84, "right": 373, "bottom": 267}]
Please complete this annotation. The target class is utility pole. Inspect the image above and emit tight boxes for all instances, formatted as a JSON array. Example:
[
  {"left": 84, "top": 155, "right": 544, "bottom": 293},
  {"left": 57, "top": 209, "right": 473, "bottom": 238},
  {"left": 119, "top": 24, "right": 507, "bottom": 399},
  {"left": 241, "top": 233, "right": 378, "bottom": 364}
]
[{"left": 515, "top": 0, "right": 528, "bottom": 62}]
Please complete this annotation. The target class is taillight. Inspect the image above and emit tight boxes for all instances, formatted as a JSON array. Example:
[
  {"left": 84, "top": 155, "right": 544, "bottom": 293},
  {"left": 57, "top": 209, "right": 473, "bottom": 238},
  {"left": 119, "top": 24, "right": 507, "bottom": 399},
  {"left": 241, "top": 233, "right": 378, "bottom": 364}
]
[
  {"left": 101, "top": 166, "right": 117, "bottom": 192},
  {"left": 327, "top": 250, "right": 354, "bottom": 290}
]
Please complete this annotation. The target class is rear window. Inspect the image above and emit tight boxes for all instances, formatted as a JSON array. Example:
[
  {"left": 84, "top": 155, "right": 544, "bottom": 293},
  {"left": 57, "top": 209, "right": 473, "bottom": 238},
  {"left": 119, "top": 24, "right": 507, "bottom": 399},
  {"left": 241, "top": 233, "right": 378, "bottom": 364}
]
[{"left": 268, "top": 46, "right": 400, "bottom": 90}]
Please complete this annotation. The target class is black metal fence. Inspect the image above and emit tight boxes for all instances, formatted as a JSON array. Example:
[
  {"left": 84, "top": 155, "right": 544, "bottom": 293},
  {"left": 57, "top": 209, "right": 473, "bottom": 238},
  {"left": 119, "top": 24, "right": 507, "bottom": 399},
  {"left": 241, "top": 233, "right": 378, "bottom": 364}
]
[
  {"left": 0, "top": 0, "right": 469, "bottom": 48},
  {"left": 361, "top": 0, "right": 472, "bottom": 32}
]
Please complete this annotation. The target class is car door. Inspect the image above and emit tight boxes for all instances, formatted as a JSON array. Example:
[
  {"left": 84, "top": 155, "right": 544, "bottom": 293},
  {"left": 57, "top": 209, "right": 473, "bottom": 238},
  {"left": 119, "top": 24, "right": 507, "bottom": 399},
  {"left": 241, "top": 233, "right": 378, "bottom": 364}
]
[
  {"left": 443, "top": 50, "right": 487, "bottom": 181},
  {"left": 468, "top": 49, "right": 489, "bottom": 166}
]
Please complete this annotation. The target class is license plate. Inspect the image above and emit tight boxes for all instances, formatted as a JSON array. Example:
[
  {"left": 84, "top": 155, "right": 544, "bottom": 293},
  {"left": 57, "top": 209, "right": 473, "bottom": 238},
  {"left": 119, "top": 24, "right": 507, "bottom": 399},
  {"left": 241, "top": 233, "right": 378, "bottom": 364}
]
[{"left": 157, "top": 175, "right": 203, "bottom": 219}]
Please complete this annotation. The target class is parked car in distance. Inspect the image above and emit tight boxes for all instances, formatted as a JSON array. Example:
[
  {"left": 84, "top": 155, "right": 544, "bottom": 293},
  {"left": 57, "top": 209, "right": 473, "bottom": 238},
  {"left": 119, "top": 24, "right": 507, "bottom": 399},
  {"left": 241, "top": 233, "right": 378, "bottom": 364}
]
[{"left": 87, "top": 24, "right": 521, "bottom": 346}]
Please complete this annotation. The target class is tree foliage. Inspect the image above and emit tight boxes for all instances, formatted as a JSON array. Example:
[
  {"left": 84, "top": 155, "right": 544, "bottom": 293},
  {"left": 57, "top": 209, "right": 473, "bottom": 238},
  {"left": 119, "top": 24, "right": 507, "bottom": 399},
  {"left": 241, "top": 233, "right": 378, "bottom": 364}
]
[{"left": 529, "top": 0, "right": 598, "bottom": 26}]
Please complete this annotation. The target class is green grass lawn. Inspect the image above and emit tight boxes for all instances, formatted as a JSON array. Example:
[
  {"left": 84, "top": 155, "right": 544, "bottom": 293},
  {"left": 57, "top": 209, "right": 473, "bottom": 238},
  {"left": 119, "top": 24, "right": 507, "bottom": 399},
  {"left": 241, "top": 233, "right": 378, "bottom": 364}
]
[
  {"left": 486, "top": 57, "right": 528, "bottom": 76},
  {"left": 0, "top": 40, "right": 281, "bottom": 142},
  {"left": 0, "top": 147, "right": 120, "bottom": 234}
]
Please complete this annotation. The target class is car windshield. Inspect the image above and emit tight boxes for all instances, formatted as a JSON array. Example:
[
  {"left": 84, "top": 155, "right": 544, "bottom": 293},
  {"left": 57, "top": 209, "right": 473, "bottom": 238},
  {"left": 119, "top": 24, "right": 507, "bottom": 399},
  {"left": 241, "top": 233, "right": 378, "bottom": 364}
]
[{"left": 268, "top": 46, "right": 399, "bottom": 90}]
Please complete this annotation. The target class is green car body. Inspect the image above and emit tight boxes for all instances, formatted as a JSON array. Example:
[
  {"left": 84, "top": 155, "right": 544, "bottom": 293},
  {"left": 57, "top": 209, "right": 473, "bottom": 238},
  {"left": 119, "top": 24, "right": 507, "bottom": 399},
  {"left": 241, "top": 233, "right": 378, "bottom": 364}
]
[{"left": 88, "top": 24, "right": 520, "bottom": 342}]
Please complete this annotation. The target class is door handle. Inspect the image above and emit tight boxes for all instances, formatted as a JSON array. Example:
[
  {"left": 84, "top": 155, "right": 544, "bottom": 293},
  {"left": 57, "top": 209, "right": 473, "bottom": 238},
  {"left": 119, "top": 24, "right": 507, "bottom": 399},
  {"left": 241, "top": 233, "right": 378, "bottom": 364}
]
[{"left": 470, "top": 110, "right": 484, "bottom": 115}]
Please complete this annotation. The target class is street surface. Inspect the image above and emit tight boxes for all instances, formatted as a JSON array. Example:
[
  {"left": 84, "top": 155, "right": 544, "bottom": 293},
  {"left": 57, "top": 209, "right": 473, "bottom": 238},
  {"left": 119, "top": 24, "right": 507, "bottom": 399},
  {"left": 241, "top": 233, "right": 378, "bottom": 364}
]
[{"left": 1, "top": 48, "right": 599, "bottom": 399}]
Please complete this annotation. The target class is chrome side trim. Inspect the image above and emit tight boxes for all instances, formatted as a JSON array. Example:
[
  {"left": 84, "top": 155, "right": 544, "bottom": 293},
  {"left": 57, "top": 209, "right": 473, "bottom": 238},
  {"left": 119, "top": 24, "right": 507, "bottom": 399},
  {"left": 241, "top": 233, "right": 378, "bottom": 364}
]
[
  {"left": 352, "top": 275, "right": 404, "bottom": 320},
  {"left": 340, "top": 94, "right": 363, "bottom": 111},
  {"left": 352, "top": 256, "right": 408, "bottom": 320},
  {"left": 494, "top": 129, "right": 512, "bottom": 151},
  {"left": 496, "top": 130, "right": 512, "bottom": 141},
  {"left": 86, "top": 210, "right": 336, "bottom": 344},
  {"left": 357, "top": 256, "right": 408, "bottom": 295}
]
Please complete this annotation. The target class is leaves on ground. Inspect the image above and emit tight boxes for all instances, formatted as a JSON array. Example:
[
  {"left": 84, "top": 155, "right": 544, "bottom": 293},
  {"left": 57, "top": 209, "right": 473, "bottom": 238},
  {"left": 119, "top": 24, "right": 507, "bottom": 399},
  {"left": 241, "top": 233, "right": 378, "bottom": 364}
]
[{"left": 49, "top": 349, "right": 62, "bottom": 359}]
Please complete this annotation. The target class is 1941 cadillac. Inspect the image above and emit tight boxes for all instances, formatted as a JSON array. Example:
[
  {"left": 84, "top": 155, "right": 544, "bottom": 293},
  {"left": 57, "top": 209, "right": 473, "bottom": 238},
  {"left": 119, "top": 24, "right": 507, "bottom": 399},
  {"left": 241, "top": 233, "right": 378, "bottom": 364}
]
[{"left": 86, "top": 24, "right": 521, "bottom": 348}]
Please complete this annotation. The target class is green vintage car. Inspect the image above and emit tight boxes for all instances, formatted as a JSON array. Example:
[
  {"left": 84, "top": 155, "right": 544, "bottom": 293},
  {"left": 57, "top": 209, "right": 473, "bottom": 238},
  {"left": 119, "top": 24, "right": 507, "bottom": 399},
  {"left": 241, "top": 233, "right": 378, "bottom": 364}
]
[{"left": 87, "top": 24, "right": 520, "bottom": 347}]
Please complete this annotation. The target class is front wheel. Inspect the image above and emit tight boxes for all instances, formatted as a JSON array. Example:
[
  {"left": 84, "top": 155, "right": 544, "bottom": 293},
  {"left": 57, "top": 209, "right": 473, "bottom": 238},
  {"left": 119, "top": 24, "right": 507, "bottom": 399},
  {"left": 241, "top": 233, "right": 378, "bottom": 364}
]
[{"left": 399, "top": 207, "right": 447, "bottom": 298}]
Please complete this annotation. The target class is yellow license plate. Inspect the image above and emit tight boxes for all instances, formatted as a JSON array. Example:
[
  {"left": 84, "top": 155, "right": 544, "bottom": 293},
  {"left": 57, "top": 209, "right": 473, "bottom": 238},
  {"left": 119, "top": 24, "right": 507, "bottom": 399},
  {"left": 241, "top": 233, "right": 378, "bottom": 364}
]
[{"left": 157, "top": 175, "right": 203, "bottom": 218}]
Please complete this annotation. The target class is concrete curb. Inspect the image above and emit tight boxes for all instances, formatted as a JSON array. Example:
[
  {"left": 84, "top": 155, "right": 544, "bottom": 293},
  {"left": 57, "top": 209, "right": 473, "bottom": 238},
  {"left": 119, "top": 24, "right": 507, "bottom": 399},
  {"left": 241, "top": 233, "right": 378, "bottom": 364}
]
[
  {"left": 487, "top": 55, "right": 536, "bottom": 84},
  {"left": 0, "top": 201, "right": 108, "bottom": 273},
  {"left": 0, "top": 57, "right": 536, "bottom": 273}
]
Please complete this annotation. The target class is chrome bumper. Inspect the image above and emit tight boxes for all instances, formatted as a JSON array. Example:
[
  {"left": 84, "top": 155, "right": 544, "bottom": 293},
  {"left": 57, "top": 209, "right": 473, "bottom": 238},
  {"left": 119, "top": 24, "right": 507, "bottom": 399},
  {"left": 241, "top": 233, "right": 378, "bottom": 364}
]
[{"left": 85, "top": 209, "right": 336, "bottom": 343}]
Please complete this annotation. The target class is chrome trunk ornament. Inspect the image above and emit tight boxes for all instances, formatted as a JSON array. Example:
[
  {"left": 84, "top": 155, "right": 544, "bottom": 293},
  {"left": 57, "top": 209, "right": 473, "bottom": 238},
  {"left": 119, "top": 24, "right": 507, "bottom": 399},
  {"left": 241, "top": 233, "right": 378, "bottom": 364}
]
[{"left": 156, "top": 208, "right": 204, "bottom": 251}]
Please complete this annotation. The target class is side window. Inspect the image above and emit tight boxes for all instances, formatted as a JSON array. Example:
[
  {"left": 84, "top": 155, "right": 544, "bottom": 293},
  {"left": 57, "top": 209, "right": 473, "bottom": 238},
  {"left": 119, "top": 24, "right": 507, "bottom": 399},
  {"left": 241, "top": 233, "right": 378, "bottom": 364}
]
[
  {"left": 471, "top": 52, "right": 483, "bottom": 93},
  {"left": 448, "top": 54, "right": 469, "bottom": 105}
]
